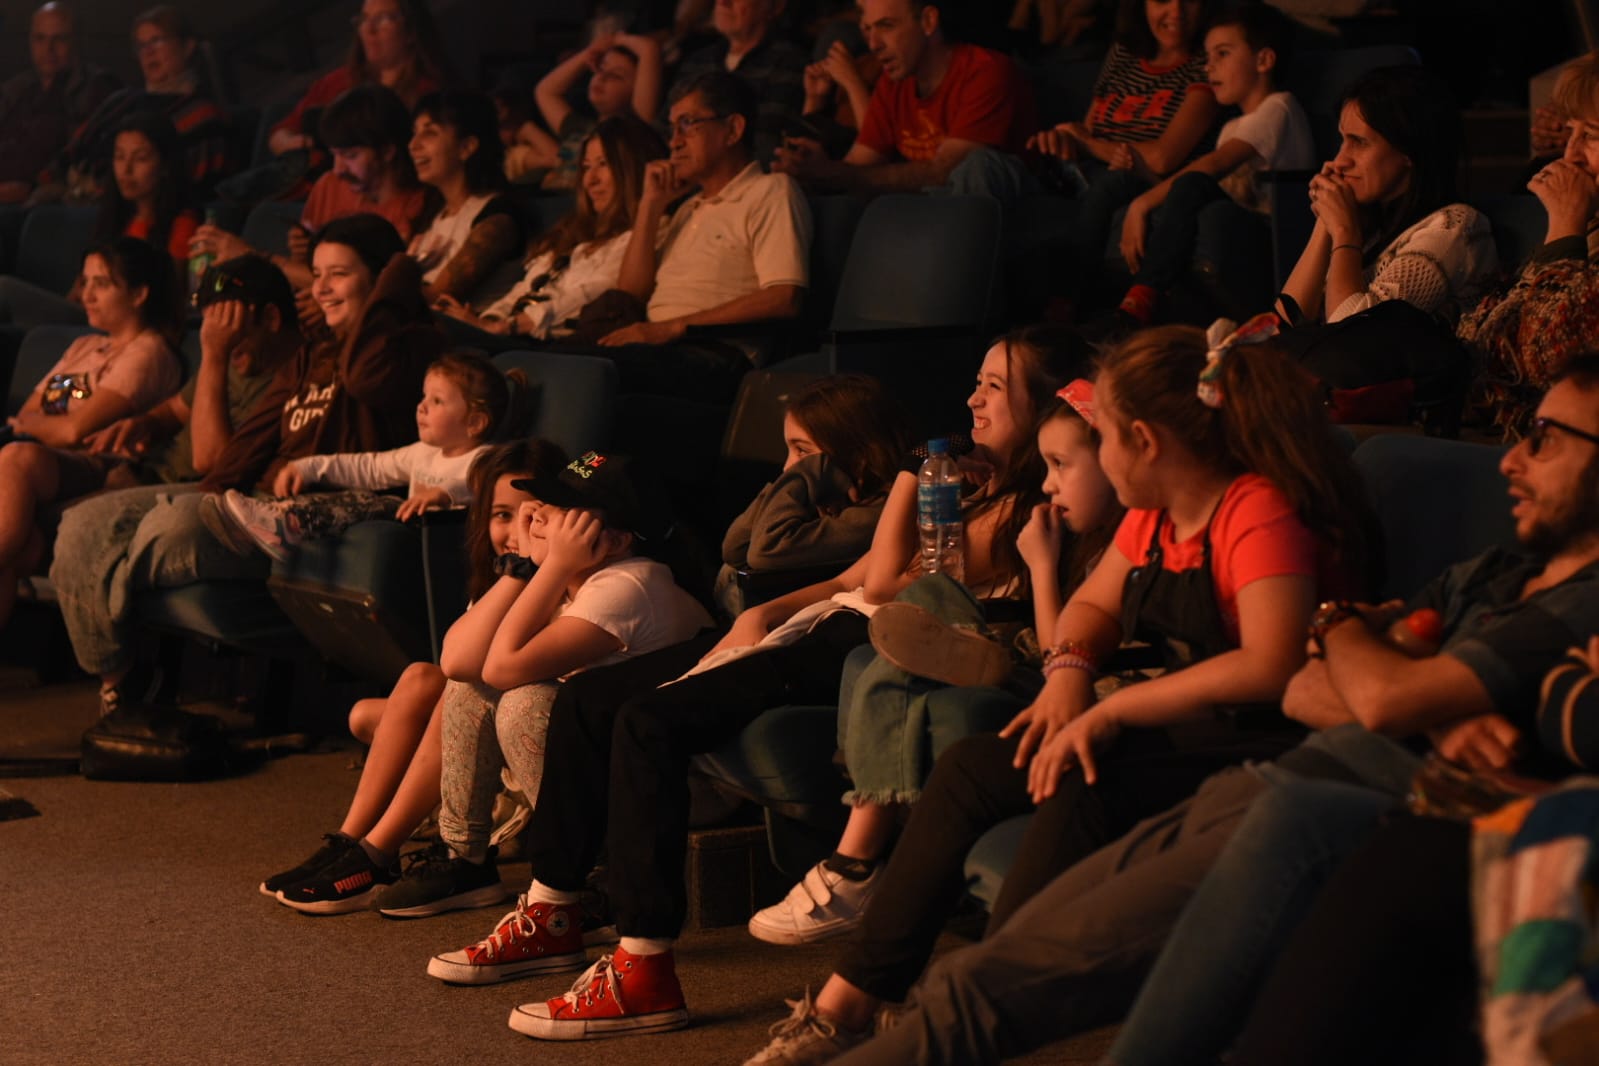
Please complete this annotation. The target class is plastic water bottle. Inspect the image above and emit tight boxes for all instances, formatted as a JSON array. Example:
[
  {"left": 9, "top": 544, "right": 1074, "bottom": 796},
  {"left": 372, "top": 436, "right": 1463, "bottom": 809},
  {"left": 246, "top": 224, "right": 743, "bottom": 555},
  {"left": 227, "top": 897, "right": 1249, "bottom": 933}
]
[
  {"left": 1387, "top": 607, "right": 1443, "bottom": 657},
  {"left": 916, "top": 438, "right": 964, "bottom": 583},
  {"left": 188, "top": 206, "right": 218, "bottom": 301}
]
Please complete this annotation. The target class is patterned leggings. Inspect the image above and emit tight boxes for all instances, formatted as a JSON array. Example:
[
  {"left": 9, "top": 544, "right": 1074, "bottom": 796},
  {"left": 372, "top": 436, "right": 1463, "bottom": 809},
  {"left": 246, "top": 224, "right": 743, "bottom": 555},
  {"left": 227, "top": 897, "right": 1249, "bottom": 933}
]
[
  {"left": 436, "top": 678, "right": 558, "bottom": 863},
  {"left": 277, "top": 489, "right": 399, "bottom": 540}
]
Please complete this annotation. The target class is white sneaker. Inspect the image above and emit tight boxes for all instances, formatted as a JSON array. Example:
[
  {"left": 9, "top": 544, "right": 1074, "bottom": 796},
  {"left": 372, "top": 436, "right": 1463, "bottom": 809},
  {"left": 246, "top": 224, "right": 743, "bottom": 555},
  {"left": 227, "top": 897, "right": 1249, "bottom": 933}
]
[
  {"left": 748, "top": 862, "right": 878, "bottom": 946},
  {"left": 743, "top": 990, "right": 869, "bottom": 1065},
  {"left": 202, "top": 489, "right": 293, "bottom": 562}
]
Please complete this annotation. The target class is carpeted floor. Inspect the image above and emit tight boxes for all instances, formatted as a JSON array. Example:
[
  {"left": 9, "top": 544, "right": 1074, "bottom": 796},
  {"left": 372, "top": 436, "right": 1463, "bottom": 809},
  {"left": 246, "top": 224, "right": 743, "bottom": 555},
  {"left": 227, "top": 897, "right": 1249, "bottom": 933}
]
[{"left": 0, "top": 675, "right": 1116, "bottom": 1065}]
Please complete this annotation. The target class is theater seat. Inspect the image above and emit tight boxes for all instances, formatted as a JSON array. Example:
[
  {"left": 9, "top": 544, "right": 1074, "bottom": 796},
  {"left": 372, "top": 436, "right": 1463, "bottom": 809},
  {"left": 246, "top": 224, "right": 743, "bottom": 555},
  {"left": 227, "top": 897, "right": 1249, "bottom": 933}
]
[
  {"left": 263, "top": 351, "right": 617, "bottom": 687},
  {"left": 14, "top": 205, "right": 98, "bottom": 295},
  {"left": 6, "top": 324, "right": 97, "bottom": 416}
]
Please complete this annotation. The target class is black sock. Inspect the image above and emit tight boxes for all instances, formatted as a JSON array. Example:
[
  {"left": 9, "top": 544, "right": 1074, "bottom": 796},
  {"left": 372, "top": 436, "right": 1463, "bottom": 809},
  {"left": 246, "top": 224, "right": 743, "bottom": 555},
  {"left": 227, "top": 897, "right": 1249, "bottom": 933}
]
[
  {"left": 823, "top": 851, "right": 878, "bottom": 882},
  {"left": 358, "top": 838, "right": 395, "bottom": 867}
]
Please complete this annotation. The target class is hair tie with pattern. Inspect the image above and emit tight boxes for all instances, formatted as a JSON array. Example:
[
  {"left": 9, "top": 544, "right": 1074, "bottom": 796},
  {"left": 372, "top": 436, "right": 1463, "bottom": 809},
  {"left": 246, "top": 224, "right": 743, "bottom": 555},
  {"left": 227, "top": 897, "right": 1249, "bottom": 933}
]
[{"left": 1197, "top": 313, "right": 1280, "bottom": 409}]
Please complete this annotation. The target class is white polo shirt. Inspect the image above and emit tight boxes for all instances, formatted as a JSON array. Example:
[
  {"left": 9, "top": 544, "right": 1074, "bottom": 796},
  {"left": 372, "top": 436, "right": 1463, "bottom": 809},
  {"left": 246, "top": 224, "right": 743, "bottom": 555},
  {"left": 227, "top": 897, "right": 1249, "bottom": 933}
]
[{"left": 646, "top": 163, "right": 813, "bottom": 323}]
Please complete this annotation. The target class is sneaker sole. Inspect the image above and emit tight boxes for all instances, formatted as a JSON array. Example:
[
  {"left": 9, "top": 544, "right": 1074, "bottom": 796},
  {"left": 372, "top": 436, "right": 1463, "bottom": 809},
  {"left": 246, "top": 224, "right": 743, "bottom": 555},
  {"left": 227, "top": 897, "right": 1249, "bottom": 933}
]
[
  {"left": 507, "top": 1004, "right": 690, "bottom": 1040},
  {"left": 198, "top": 496, "right": 260, "bottom": 557},
  {"left": 746, "top": 913, "right": 860, "bottom": 946},
  {"left": 427, "top": 950, "right": 587, "bottom": 986},
  {"left": 868, "top": 602, "right": 1012, "bottom": 689},
  {"left": 377, "top": 882, "right": 513, "bottom": 919},
  {"left": 276, "top": 883, "right": 390, "bottom": 915}
]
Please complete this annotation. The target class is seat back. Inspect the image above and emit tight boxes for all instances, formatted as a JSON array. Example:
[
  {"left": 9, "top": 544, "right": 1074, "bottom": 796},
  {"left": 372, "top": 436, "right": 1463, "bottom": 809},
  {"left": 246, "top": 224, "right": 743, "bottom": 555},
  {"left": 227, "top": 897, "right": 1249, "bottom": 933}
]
[
  {"left": 831, "top": 194, "right": 1002, "bottom": 333},
  {"left": 493, "top": 349, "right": 618, "bottom": 455},
  {"left": 802, "top": 193, "right": 866, "bottom": 341},
  {"left": 14, "top": 206, "right": 99, "bottom": 294},
  {"left": 1484, "top": 194, "right": 1548, "bottom": 274},
  {"left": 1353, "top": 435, "right": 1516, "bottom": 601},
  {"left": 241, "top": 200, "right": 307, "bottom": 256},
  {"left": 7, "top": 324, "right": 97, "bottom": 416}
]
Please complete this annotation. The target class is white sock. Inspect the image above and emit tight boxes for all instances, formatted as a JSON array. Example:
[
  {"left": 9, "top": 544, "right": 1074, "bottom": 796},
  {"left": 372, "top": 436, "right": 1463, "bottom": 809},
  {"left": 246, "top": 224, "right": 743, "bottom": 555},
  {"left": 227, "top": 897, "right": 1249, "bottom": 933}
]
[
  {"left": 528, "top": 879, "right": 581, "bottom": 904},
  {"left": 619, "top": 936, "right": 673, "bottom": 956}
]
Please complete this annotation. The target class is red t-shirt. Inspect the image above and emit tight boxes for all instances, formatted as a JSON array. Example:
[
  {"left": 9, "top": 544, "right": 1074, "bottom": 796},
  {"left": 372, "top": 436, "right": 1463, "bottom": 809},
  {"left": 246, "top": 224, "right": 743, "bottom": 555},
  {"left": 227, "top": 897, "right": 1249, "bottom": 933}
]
[
  {"left": 125, "top": 210, "right": 200, "bottom": 265},
  {"left": 1112, "top": 473, "right": 1320, "bottom": 642},
  {"left": 855, "top": 43, "right": 1035, "bottom": 162},
  {"left": 302, "top": 171, "right": 427, "bottom": 240}
]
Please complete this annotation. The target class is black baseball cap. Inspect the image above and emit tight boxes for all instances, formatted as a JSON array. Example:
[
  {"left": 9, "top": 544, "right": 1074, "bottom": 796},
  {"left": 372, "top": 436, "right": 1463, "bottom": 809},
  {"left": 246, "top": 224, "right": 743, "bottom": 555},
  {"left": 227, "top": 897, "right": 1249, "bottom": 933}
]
[
  {"left": 511, "top": 451, "right": 673, "bottom": 543},
  {"left": 194, "top": 254, "right": 296, "bottom": 321}
]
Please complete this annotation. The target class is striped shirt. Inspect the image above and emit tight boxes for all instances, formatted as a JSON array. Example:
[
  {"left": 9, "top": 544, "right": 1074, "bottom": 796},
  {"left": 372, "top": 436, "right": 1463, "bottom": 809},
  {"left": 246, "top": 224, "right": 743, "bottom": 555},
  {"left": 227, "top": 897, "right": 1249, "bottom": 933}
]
[{"left": 1087, "top": 44, "right": 1211, "bottom": 146}]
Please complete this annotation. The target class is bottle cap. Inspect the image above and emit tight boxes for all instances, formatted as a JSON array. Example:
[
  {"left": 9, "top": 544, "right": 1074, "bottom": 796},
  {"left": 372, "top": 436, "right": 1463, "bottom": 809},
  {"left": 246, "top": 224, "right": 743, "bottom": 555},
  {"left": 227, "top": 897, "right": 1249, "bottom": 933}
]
[
  {"left": 927, "top": 438, "right": 948, "bottom": 455},
  {"left": 1403, "top": 608, "right": 1443, "bottom": 644}
]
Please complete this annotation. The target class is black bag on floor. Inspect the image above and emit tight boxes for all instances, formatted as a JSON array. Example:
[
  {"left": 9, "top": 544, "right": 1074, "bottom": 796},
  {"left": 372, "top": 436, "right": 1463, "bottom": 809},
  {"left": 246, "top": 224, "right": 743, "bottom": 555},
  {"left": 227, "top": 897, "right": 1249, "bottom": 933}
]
[{"left": 80, "top": 702, "right": 233, "bottom": 781}]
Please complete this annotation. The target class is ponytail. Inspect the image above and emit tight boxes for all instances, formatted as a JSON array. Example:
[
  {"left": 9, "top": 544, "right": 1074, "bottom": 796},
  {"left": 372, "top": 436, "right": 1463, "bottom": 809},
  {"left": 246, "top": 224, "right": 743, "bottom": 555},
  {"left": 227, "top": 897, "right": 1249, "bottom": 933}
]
[{"left": 1102, "top": 325, "right": 1381, "bottom": 595}]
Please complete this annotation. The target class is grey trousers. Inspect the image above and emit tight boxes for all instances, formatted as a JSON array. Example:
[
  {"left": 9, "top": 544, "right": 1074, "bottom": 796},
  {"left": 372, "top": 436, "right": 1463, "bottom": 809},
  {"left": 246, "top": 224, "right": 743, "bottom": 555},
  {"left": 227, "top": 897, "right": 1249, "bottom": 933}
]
[
  {"left": 50, "top": 483, "right": 267, "bottom": 676},
  {"left": 437, "top": 678, "right": 559, "bottom": 864},
  {"left": 831, "top": 765, "right": 1271, "bottom": 1065}
]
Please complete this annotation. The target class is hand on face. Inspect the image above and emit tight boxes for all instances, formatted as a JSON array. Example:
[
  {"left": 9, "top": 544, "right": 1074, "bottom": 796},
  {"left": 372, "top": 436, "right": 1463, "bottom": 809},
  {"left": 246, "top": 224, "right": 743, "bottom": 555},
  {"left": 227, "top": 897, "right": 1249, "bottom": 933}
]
[
  {"left": 1528, "top": 159, "right": 1599, "bottom": 237},
  {"left": 199, "top": 299, "right": 253, "bottom": 359},
  {"left": 1308, "top": 164, "right": 1362, "bottom": 245},
  {"left": 541, "top": 506, "right": 611, "bottom": 575},
  {"left": 1017, "top": 502, "right": 1062, "bottom": 576},
  {"left": 640, "top": 159, "right": 689, "bottom": 213},
  {"left": 822, "top": 40, "right": 866, "bottom": 94}
]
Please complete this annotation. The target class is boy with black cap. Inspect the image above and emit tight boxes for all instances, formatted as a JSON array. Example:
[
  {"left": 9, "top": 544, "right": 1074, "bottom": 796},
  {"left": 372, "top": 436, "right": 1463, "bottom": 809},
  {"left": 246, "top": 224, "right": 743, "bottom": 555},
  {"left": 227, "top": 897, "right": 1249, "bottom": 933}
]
[{"left": 369, "top": 450, "right": 712, "bottom": 921}]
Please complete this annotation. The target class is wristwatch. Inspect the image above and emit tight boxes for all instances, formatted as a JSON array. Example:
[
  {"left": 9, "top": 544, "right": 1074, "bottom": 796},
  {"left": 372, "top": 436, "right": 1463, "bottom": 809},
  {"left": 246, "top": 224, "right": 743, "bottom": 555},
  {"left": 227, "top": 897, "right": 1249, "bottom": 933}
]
[
  {"left": 1308, "top": 600, "right": 1360, "bottom": 658},
  {"left": 492, "top": 553, "right": 535, "bottom": 580}
]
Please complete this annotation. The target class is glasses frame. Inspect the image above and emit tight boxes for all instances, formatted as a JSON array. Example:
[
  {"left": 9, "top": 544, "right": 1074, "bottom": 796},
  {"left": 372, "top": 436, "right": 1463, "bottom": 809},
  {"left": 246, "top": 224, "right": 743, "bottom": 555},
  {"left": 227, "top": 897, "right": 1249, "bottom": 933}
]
[
  {"left": 1526, "top": 416, "right": 1599, "bottom": 458},
  {"left": 670, "top": 113, "right": 726, "bottom": 138}
]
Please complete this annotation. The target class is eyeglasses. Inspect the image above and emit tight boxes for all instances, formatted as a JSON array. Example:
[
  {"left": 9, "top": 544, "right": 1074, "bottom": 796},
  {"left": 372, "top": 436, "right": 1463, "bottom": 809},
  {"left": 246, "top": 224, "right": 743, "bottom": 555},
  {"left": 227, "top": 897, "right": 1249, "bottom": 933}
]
[
  {"left": 351, "top": 11, "right": 403, "bottom": 30},
  {"left": 134, "top": 34, "right": 173, "bottom": 53},
  {"left": 1525, "top": 416, "right": 1599, "bottom": 458},
  {"left": 670, "top": 113, "right": 725, "bottom": 138}
]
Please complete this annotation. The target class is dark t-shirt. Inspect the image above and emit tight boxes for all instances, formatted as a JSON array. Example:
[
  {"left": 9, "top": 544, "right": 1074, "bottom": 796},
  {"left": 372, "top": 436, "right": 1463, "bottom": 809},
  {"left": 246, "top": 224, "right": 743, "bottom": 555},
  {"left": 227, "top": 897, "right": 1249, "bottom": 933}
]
[{"left": 1410, "top": 548, "right": 1599, "bottom": 735}]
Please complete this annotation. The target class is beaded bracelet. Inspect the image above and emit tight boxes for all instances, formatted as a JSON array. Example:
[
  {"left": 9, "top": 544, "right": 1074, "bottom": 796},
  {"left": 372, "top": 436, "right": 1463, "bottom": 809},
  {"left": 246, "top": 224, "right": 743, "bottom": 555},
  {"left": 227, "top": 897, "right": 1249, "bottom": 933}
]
[
  {"left": 1042, "top": 654, "right": 1097, "bottom": 678},
  {"left": 1042, "top": 639, "right": 1100, "bottom": 670}
]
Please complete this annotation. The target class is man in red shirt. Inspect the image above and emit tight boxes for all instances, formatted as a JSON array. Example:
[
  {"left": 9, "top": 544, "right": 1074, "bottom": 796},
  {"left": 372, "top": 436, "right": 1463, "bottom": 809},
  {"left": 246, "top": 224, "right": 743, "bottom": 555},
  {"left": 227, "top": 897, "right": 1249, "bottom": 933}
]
[{"left": 774, "top": 0, "right": 1035, "bottom": 196}]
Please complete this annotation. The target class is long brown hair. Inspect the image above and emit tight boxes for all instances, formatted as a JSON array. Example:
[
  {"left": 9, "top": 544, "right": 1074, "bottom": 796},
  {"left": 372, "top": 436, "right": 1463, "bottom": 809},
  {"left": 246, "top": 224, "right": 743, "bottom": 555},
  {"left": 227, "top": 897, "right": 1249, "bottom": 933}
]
[
  {"left": 530, "top": 114, "right": 667, "bottom": 262},
  {"left": 1099, "top": 325, "right": 1381, "bottom": 594},
  {"left": 784, "top": 374, "right": 916, "bottom": 502},
  {"left": 463, "top": 437, "right": 567, "bottom": 600},
  {"left": 968, "top": 323, "right": 1099, "bottom": 596}
]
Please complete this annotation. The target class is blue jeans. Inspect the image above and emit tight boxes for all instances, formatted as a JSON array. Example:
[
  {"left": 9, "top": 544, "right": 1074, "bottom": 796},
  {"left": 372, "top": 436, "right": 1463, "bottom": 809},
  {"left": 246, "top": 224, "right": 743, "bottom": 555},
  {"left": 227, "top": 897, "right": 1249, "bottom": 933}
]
[{"left": 1107, "top": 742, "right": 1418, "bottom": 1066}]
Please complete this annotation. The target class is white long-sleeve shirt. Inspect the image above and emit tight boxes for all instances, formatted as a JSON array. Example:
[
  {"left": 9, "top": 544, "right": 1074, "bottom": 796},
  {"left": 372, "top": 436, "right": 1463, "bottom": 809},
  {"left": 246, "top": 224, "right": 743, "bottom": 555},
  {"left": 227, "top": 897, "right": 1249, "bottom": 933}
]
[{"left": 290, "top": 441, "right": 487, "bottom": 506}]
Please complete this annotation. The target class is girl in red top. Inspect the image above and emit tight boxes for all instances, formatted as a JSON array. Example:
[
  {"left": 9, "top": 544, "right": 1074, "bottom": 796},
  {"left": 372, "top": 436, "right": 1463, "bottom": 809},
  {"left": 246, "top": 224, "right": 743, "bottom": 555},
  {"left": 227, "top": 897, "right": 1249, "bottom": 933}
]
[{"left": 746, "top": 318, "right": 1380, "bottom": 1059}]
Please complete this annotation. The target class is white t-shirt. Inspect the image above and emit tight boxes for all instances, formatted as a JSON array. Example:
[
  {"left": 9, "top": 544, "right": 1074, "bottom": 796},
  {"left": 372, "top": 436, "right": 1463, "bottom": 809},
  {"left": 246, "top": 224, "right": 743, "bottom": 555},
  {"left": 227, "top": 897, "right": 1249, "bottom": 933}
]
[
  {"left": 291, "top": 441, "right": 488, "bottom": 505},
  {"left": 646, "top": 163, "right": 812, "bottom": 323},
  {"left": 558, "top": 555, "right": 712, "bottom": 676},
  {"left": 480, "top": 233, "right": 630, "bottom": 338},
  {"left": 1216, "top": 91, "right": 1315, "bottom": 212}
]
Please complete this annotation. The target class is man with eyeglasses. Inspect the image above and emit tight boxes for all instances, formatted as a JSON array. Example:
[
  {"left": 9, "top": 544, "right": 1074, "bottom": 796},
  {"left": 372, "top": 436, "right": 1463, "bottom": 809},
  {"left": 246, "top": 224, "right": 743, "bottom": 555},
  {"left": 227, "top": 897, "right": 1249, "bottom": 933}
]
[
  {"left": 594, "top": 70, "right": 811, "bottom": 405},
  {"left": 0, "top": 2, "right": 120, "bottom": 205},
  {"left": 772, "top": 0, "right": 1035, "bottom": 198},
  {"left": 669, "top": 0, "right": 808, "bottom": 163},
  {"left": 772, "top": 359, "right": 1599, "bottom": 1065}
]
